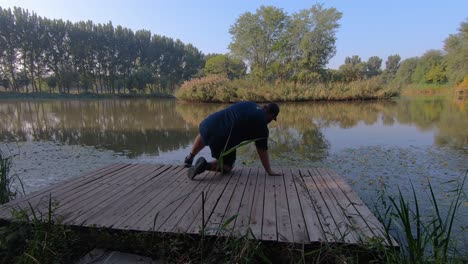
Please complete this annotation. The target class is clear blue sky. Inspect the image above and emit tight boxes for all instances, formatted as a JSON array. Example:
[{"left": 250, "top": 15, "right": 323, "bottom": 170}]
[{"left": 1, "top": 0, "right": 466, "bottom": 69}]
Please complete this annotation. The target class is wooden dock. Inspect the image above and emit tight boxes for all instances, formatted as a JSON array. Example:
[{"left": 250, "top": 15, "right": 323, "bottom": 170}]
[{"left": 0, "top": 164, "right": 394, "bottom": 245}]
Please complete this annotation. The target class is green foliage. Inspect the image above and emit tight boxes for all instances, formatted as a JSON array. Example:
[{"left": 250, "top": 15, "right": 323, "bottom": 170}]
[
  {"left": 127, "top": 66, "right": 154, "bottom": 91},
  {"left": 385, "top": 54, "right": 401, "bottom": 75},
  {"left": 229, "top": 6, "right": 288, "bottom": 81},
  {"left": 339, "top": 55, "right": 367, "bottom": 81},
  {"left": 394, "top": 57, "right": 419, "bottom": 87},
  {"left": 204, "top": 54, "right": 246, "bottom": 79},
  {"left": 444, "top": 19, "right": 468, "bottom": 85},
  {"left": 289, "top": 4, "right": 343, "bottom": 80},
  {"left": 412, "top": 50, "right": 447, "bottom": 84},
  {"left": 229, "top": 4, "right": 342, "bottom": 83},
  {"left": 366, "top": 56, "right": 383, "bottom": 78}
]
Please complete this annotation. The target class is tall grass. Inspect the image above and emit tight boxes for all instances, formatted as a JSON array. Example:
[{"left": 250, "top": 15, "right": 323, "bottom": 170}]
[
  {"left": 0, "top": 150, "right": 14, "bottom": 204},
  {"left": 373, "top": 171, "right": 467, "bottom": 263},
  {"left": 0, "top": 197, "right": 85, "bottom": 263},
  {"left": 176, "top": 75, "right": 399, "bottom": 102}
]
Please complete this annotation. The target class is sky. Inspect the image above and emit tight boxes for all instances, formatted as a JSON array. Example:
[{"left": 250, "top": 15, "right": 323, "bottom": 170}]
[{"left": 0, "top": 0, "right": 466, "bottom": 69}]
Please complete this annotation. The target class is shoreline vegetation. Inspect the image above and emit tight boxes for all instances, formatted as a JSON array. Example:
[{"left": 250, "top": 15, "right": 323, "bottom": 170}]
[
  {"left": 0, "top": 91, "right": 175, "bottom": 100},
  {"left": 1, "top": 81, "right": 464, "bottom": 102},
  {"left": 176, "top": 75, "right": 398, "bottom": 102}
]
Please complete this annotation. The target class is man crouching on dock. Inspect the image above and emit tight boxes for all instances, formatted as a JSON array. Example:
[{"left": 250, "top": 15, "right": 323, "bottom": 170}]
[{"left": 183, "top": 101, "right": 282, "bottom": 180}]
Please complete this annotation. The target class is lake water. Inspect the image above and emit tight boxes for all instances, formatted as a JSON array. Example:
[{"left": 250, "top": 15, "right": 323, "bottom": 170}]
[{"left": 0, "top": 97, "right": 467, "bottom": 247}]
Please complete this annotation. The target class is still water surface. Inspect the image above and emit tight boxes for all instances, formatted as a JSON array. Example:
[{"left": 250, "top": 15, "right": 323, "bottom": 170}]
[{"left": 0, "top": 97, "right": 467, "bottom": 244}]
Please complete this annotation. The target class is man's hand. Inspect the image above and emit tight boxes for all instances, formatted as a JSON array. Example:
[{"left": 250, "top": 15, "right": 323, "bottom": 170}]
[{"left": 256, "top": 147, "right": 282, "bottom": 176}]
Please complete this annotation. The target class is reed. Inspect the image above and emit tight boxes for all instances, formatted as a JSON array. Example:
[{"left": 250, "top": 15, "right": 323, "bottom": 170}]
[
  {"left": 176, "top": 76, "right": 398, "bottom": 102},
  {"left": 373, "top": 171, "right": 467, "bottom": 263},
  {"left": 0, "top": 150, "right": 13, "bottom": 204}
]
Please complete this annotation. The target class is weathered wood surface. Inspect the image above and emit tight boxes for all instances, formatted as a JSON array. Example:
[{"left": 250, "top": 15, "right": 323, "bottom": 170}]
[{"left": 0, "top": 163, "right": 395, "bottom": 245}]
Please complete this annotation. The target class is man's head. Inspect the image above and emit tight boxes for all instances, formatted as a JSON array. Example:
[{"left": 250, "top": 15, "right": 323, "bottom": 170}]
[{"left": 263, "top": 102, "right": 280, "bottom": 123}]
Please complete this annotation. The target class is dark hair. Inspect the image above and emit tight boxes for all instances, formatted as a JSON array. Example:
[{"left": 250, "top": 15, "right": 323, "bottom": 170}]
[{"left": 264, "top": 102, "right": 280, "bottom": 119}]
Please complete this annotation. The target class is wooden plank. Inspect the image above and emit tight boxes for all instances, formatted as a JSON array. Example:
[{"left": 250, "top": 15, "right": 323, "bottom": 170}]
[
  {"left": 307, "top": 168, "right": 358, "bottom": 243},
  {"left": 0, "top": 163, "right": 128, "bottom": 218},
  {"left": 0, "top": 163, "right": 391, "bottom": 246},
  {"left": 262, "top": 169, "right": 277, "bottom": 241},
  {"left": 71, "top": 165, "right": 170, "bottom": 226},
  {"left": 2, "top": 164, "right": 139, "bottom": 220},
  {"left": 60, "top": 164, "right": 154, "bottom": 224},
  {"left": 157, "top": 170, "right": 218, "bottom": 232},
  {"left": 323, "top": 169, "right": 398, "bottom": 245},
  {"left": 275, "top": 170, "right": 294, "bottom": 242},
  {"left": 215, "top": 167, "right": 251, "bottom": 236},
  {"left": 295, "top": 168, "right": 335, "bottom": 242},
  {"left": 233, "top": 167, "right": 259, "bottom": 236},
  {"left": 184, "top": 170, "right": 234, "bottom": 234},
  {"left": 316, "top": 168, "right": 375, "bottom": 241},
  {"left": 135, "top": 168, "right": 212, "bottom": 231},
  {"left": 248, "top": 168, "right": 265, "bottom": 240},
  {"left": 204, "top": 168, "right": 244, "bottom": 235},
  {"left": 282, "top": 168, "right": 310, "bottom": 243},
  {"left": 112, "top": 166, "right": 187, "bottom": 230},
  {"left": 90, "top": 165, "right": 175, "bottom": 227}
]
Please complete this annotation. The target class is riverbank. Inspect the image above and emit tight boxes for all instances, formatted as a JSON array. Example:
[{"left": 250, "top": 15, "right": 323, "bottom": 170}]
[{"left": 0, "top": 91, "right": 175, "bottom": 100}]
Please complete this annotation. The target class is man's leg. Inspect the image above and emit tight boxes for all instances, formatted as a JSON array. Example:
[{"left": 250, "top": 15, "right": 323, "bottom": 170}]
[
  {"left": 207, "top": 150, "right": 236, "bottom": 173},
  {"left": 188, "top": 150, "right": 235, "bottom": 180},
  {"left": 206, "top": 160, "right": 232, "bottom": 173},
  {"left": 184, "top": 134, "right": 205, "bottom": 167}
]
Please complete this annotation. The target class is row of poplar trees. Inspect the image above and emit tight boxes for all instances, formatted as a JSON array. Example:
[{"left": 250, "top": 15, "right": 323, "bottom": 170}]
[{"left": 0, "top": 7, "right": 204, "bottom": 94}]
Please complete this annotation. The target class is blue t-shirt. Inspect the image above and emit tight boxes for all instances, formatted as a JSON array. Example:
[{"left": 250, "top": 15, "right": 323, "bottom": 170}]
[{"left": 199, "top": 101, "right": 269, "bottom": 152}]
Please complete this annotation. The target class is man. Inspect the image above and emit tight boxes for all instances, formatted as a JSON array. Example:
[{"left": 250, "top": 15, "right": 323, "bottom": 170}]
[{"left": 184, "top": 101, "right": 282, "bottom": 179}]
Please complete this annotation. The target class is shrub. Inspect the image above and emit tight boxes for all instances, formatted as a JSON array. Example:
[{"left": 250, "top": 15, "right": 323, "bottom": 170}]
[{"left": 177, "top": 76, "right": 395, "bottom": 102}]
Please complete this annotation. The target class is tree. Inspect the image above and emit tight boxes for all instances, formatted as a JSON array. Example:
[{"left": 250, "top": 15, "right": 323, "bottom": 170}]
[
  {"left": 288, "top": 4, "right": 342, "bottom": 82},
  {"left": 412, "top": 50, "right": 446, "bottom": 84},
  {"left": 385, "top": 54, "right": 401, "bottom": 75},
  {"left": 127, "top": 66, "right": 153, "bottom": 92},
  {"left": 339, "top": 55, "right": 366, "bottom": 81},
  {"left": 0, "top": 6, "right": 205, "bottom": 95},
  {"left": 0, "top": 7, "right": 20, "bottom": 91},
  {"left": 444, "top": 19, "right": 468, "bottom": 85},
  {"left": 229, "top": 6, "right": 288, "bottom": 80},
  {"left": 366, "top": 56, "right": 382, "bottom": 78},
  {"left": 394, "top": 57, "right": 419, "bottom": 86},
  {"left": 204, "top": 54, "right": 246, "bottom": 79}
]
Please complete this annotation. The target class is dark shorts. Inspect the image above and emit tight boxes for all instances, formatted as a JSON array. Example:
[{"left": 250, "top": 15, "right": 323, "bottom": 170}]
[{"left": 199, "top": 122, "right": 236, "bottom": 167}]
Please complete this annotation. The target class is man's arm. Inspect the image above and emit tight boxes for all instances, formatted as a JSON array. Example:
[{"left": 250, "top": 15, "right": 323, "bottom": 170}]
[{"left": 256, "top": 146, "right": 282, "bottom": 176}]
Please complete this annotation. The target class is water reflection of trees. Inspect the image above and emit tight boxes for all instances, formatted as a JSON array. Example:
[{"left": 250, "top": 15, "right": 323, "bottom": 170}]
[
  {"left": 0, "top": 97, "right": 466, "bottom": 158},
  {"left": 395, "top": 97, "right": 468, "bottom": 149},
  {"left": 0, "top": 99, "right": 196, "bottom": 156}
]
